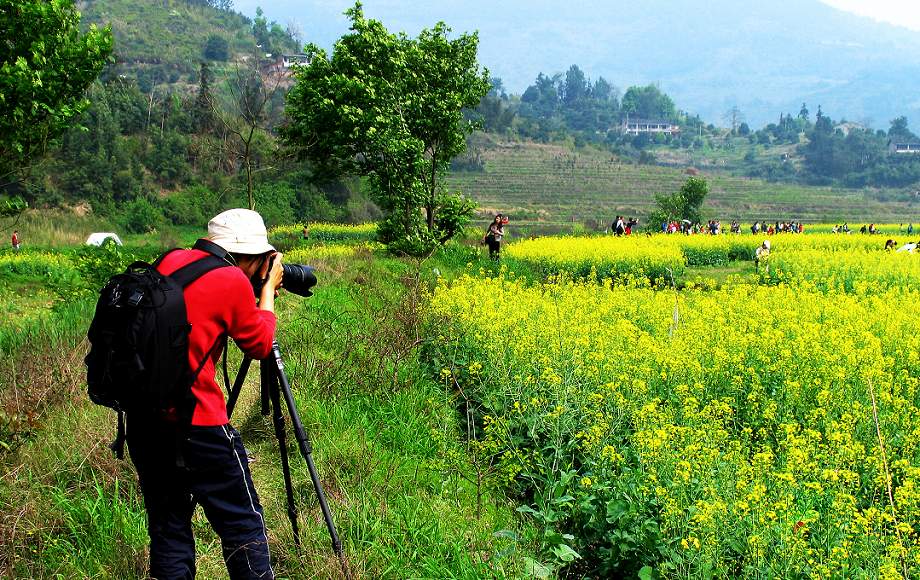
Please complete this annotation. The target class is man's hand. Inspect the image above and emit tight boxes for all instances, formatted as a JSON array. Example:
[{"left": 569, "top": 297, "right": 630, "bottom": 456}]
[
  {"left": 258, "top": 252, "right": 283, "bottom": 313},
  {"left": 262, "top": 252, "right": 284, "bottom": 292}
]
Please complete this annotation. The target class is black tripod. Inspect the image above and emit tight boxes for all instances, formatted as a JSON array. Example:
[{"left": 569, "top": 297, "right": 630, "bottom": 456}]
[{"left": 226, "top": 341, "right": 349, "bottom": 578}]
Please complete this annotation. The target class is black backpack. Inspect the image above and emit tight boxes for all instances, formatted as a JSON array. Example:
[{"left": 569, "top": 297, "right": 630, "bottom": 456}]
[{"left": 85, "top": 249, "right": 229, "bottom": 459}]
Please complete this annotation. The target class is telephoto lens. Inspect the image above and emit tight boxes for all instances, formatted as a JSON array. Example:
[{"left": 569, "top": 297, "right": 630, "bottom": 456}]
[{"left": 281, "top": 264, "right": 317, "bottom": 297}]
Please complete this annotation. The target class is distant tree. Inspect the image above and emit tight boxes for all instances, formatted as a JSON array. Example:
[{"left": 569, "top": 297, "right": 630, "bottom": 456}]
[
  {"left": 562, "top": 64, "right": 588, "bottom": 105},
  {"left": 738, "top": 122, "right": 751, "bottom": 136},
  {"left": 799, "top": 102, "right": 810, "bottom": 121},
  {"left": 203, "top": 34, "right": 230, "bottom": 61},
  {"left": 252, "top": 7, "right": 270, "bottom": 49},
  {"left": 210, "top": 55, "right": 285, "bottom": 208},
  {"left": 192, "top": 62, "right": 214, "bottom": 133},
  {"left": 621, "top": 84, "right": 676, "bottom": 120},
  {"left": 593, "top": 77, "right": 618, "bottom": 107},
  {"left": 723, "top": 106, "right": 744, "bottom": 134},
  {"left": 888, "top": 116, "right": 918, "bottom": 142},
  {"left": 285, "top": 20, "right": 303, "bottom": 47},
  {"left": 283, "top": 2, "right": 489, "bottom": 254},
  {"left": 488, "top": 76, "right": 507, "bottom": 99},
  {"left": 814, "top": 106, "right": 832, "bottom": 134},
  {"left": 0, "top": 0, "right": 113, "bottom": 185},
  {"left": 647, "top": 176, "right": 708, "bottom": 227},
  {"left": 476, "top": 78, "right": 515, "bottom": 133}
]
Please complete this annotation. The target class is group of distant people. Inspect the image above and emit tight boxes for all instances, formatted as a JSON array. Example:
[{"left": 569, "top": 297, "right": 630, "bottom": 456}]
[
  {"left": 610, "top": 216, "right": 639, "bottom": 236},
  {"left": 751, "top": 221, "right": 805, "bottom": 235},
  {"left": 832, "top": 223, "right": 915, "bottom": 235},
  {"left": 658, "top": 220, "right": 806, "bottom": 236}
]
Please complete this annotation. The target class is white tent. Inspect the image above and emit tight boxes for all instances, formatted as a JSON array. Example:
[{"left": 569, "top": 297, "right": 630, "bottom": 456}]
[{"left": 85, "top": 232, "right": 123, "bottom": 246}]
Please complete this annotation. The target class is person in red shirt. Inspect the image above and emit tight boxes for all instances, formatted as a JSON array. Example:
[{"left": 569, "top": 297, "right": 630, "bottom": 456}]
[
  {"left": 127, "top": 209, "right": 283, "bottom": 580},
  {"left": 11, "top": 230, "right": 20, "bottom": 250}
]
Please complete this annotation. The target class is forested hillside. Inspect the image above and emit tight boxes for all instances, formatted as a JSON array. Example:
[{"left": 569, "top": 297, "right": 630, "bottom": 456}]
[
  {"left": 79, "top": 0, "right": 298, "bottom": 90},
  {"left": 9, "top": 0, "right": 376, "bottom": 234}
]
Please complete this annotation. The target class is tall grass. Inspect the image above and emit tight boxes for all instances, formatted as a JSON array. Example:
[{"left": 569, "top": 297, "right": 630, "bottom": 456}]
[
  {"left": 5, "top": 210, "right": 109, "bottom": 249},
  {"left": 0, "top": 241, "right": 535, "bottom": 578}
]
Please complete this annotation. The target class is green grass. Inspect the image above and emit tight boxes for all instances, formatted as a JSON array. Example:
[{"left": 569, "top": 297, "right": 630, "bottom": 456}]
[
  {"left": 448, "top": 139, "right": 920, "bottom": 224},
  {"left": 0, "top": 239, "right": 536, "bottom": 578}
]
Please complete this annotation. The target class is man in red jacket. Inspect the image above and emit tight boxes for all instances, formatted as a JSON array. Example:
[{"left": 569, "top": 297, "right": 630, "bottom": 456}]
[{"left": 128, "top": 209, "right": 283, "bottom": 580}]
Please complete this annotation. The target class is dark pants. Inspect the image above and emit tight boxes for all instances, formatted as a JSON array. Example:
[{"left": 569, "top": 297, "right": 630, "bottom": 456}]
[
  {"left": 487, "top": 238, "right": 501, "bottom": 260},
  {"left": 127, "top": 419, "right": 274, "bottom": 580}
]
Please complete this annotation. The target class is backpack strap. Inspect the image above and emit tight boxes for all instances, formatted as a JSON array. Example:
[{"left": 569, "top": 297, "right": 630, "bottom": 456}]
[
  {"left": 169, "top": 253, "right": 232, "bottom": 468},
  {"left": 169, "top": 254, "right": 231, "bottom": 288}
]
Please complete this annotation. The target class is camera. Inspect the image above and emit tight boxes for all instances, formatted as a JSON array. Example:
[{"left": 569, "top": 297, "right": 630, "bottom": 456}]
[
  {"left": 280, "top": 263, "right": 317, "bottom": 297},
  {"left": 252, "top": 257, "right": 317, "bottom": 297}
]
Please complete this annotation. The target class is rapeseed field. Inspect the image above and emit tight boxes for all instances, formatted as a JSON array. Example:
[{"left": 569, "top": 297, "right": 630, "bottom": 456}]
[{"left": 429, "top": 235, "right": 920, "bottom": 577}]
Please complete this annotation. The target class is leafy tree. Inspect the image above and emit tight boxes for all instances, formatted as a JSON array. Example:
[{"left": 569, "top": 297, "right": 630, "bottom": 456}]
[
  {"left": 563, "top": 64, "right": 588, "bottom": 106},
  {"left": 888, "top": 116, "right": 918, "bottom": 142},
  {"left": 621, "top": 85, "right": 675, "bottom": 121},
  {"left": 283, "top": 2, "right": 489, "bottom": 254},
  {"left": 799, "top": 102, "right": 809, "bottom": 121},
  {"left": 0, "top": 0, "right": 113, "bottom": 184},
  {"left": 203, "top": 34, "right": 229, "bottom": 61},
  {"left": 252, "top": 7, "right": 270, "bottom": 49},
  {"left": 476, "top": 78, "right": 515, "bottom": 134},
  {"left": 647, "top": 176, "right": 708, "bottom": 227}
]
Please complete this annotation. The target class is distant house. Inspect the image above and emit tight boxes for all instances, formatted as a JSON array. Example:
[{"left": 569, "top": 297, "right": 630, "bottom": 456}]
[
  {"left": 281, "top": 54, "right": 310, "bottom": 68},
  {"left": 262, "top": 54, "right": 311, "bottom": 86},
  {"left": 834, "top": 122, "right": 867, "bottom": 136},
  {"left": 622, "top": 118, "right": 680, "bottom": 136},
  {"left": 890, "top": 142, "right": 920, "bottom": 154}
]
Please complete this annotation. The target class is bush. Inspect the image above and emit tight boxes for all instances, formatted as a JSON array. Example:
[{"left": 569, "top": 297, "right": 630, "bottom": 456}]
[
  {"left": 203, "top": 35, "right": 229, "bottom": 61},
  {"left": 253, "top": 182, "right": 297, "bottom": 228},
  {"left": 161, "top": 186, "right": 220, "bottom": 226},
  {"left": 121, "top": 198, "right": 163, "bottom": 234}
]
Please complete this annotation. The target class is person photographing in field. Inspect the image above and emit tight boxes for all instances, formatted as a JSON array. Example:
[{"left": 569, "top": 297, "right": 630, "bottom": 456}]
[
  {"left": 89, "top": 209, "right": 283, "bottom": 579},
  {"left": 485, "top": 213, "right": 507, "bottom": 260},
  {"left": 754, "top": 239, "right": 771, "bottom": 273}
]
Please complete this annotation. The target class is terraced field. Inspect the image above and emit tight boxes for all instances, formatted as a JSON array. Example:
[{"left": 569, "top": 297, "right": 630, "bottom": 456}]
[{"left": 448, "top": 141, "right": 920, "bottom": 224}]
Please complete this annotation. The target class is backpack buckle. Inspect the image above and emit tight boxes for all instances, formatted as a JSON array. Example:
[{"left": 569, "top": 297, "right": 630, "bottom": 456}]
[{"left": 128, "top": 289, "right": 144, "bottom": 307}]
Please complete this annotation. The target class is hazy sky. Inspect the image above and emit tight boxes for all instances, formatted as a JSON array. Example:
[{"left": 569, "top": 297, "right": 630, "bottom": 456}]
[{"left": 819, "top": 0, "right": 920, "bottom": 30}]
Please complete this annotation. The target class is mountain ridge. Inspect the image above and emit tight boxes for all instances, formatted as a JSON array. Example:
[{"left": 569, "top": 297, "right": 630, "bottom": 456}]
[{"left": 232, "top": 0, "right": 920, "bottom": 128}]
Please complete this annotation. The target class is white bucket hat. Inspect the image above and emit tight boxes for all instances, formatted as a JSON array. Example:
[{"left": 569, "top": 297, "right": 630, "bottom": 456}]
[{"left": 207, "top": 209, "right": 275, "bottom": 255}]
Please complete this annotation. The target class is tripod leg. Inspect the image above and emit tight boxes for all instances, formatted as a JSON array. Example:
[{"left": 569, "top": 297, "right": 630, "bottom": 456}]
[
  {"left": 269, "top": 342, "right": 347, "bottom": 572},
  {"left": 262, "top": 358, "right": 301, "bottom": 546},
  {"left": 226, "top": 356, "right": 252, "bottom": 420}
]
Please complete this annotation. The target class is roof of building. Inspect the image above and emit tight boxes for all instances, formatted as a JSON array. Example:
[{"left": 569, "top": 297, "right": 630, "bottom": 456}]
[{"left": 624, "top": 119, "right": 678, "bottom": 125}]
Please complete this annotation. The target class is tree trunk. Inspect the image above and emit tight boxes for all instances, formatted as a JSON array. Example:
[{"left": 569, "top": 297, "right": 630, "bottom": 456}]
[
  {"left": 427, "top": 152, "right": 437, "bottom": 232},
  {"left": 244, "top": 126, "right": 256, "bottom": 210}
]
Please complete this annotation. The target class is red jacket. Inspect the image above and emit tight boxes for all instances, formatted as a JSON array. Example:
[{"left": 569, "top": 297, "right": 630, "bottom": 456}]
[{"left": 157, "top": 248, "right": 276, "bottom": 426}]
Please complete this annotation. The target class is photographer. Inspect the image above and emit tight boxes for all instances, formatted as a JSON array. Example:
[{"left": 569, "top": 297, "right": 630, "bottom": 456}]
[
  {"left": 485, "top": 213, "right": 507, "bottom": 260},
  {"left": 754, "top": 239, "right": 771, "bottom": 273},
  {"left": 128, "top": 209, "right": 282, "bottom": 580}
]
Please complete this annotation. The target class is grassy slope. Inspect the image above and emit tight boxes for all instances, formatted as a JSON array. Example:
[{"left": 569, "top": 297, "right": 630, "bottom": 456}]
[
  {"left": 449, "top": 137, "right": 920, "bottom": 224},
  {"left": 80, "top": 0, "right": 257, "bottom": 68},
  {"left": 0, "top": 241, "right": 532, "bottom": 578}
]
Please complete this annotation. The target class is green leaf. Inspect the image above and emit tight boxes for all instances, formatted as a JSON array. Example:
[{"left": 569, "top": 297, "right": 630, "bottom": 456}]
[
  {"left": 551, "top": 544, "right": 581, "bottom": 563},
  {"left": 522, "top": 558, "right": 552, "bottom": 579}
]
